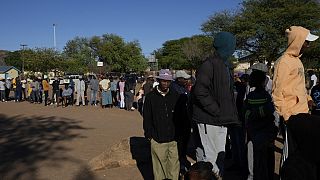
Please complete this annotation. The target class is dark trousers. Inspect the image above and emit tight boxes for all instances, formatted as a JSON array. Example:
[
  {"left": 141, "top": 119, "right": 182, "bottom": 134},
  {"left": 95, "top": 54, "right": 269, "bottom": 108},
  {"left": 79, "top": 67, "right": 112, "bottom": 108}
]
[
  {"left": 125, "top": 91, "right": 134, "bottom": 110},
  {"left": 281, "top": 113, "right": 320, "bottom": 180},
  {"left": 44, "top": 90, "right": 48, "bottom": 105},
  {"left": 253, "top": 139, "right": 274, "bottom": 180},
  {"left": 111, "top": 90, "right": 117, "bottom": 106},
  {"left": 15, "top": 88, "right": 22, "bottom": 101},
  {"left": 177, "top": 134, "right": 191, "bottom": 173},
  {"left": 287, "top": 114, "right": 320, "bottom": 164},
  {"left": 229, "top": 126, "right": 247, "bottom": 172},
  {"left": 52, "top": 90, "right": 60, "bottom": 104},
  {"left": 5, "top": 88, "right": 10, "bottom": 100}
]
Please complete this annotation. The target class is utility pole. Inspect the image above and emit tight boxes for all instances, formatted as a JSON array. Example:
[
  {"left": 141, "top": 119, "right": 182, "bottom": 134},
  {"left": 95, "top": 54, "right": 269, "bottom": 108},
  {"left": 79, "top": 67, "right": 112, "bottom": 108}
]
[
  {"left": 20, "top": 44, "right": 28, "bottom": 75},
  {"left": 53, "top": 23, "right": 56, "bottom": 51}
]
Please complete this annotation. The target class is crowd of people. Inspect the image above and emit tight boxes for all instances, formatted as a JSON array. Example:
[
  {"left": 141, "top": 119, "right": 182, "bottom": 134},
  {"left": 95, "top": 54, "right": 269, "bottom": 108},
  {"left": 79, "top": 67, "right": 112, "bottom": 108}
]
[
  {"left": 0, "top": 74, "right": 179, "bottom": 113},
  {"left": 1, "top": 25, "right": 319, "bottom": 180},
  {"left": 142, "top": 26, "right": 320, "bottom": 180}
]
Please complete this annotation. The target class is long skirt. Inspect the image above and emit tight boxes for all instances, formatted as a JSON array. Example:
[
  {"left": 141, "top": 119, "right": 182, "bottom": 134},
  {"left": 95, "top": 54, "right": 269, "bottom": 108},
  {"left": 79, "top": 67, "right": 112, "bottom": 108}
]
[{"left": 101, "top": 90, "right": 112, "bottom": 106}]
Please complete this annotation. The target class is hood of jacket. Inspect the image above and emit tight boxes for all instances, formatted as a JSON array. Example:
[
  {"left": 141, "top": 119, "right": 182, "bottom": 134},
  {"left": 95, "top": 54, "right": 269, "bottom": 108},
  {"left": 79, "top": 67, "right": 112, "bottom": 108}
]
[
  {"left": 213, "top": 32, "right": 236, "bottom": 63},
  {"left": 285, "top": 26, "right": 309, "bottom": 57}
]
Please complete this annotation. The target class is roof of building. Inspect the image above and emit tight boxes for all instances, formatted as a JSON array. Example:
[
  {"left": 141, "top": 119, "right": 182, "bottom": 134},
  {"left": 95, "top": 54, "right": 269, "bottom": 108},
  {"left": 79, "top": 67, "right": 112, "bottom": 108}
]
[{"left": 0, "top": 66, "right": 21, "bottom": 73}]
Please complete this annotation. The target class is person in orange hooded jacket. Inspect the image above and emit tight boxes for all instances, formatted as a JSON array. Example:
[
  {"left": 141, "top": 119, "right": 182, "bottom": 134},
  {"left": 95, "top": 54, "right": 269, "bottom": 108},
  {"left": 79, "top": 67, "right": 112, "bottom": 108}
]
[{"left": 272, "top": 26, "right": 320, "bottom": 179}]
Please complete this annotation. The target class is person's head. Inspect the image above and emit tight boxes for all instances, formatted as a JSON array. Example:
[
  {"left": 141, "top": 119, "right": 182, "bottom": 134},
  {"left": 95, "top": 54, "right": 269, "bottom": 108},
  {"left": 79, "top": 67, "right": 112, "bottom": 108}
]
[
  {"left": 185, "top": 161, "right": 216, "bottom": 180},
  {"left": 250, "top": 63, "right": 268, "bottom": 74},
  {"left": 249, "top": 70, "right": 267, "bottom": 89},
  {"left": 213, "top": 32, "right": 236, "bottom": 62},
  {"left": 307, "top": 70, "right": 314, "bottom": 77},
  {"left": 240, "top": 74, "right": 250, "bottom": 83},
  {"left": 156, "top": 69, "right": 173, "bottom": 92},
  {"left": 175, "top": 70, "right": 191, "bottom": 86},
  {"left": 285, "top": 26, "right": 319, "bottom": 56}
]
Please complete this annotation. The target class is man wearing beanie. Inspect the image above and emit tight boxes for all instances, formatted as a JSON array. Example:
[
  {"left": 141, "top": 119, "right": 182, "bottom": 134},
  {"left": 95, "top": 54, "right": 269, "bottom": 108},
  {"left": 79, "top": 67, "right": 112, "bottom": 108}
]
[{"left": 192, "top": 32, "right": 240, "bottom": 179}]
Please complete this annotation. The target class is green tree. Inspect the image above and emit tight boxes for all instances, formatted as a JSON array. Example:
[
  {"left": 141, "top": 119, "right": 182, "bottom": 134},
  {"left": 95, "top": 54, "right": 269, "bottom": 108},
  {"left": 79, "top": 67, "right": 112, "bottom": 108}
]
[
  {"left": 202, "top": 0, "right": 320, "bottom": 65},
  {"left": 88, "top": 34, "right": 146, "bottom": 73},
  {"left": 63, "top": 37, "right": 95, "bottom": 73},
  {"left": 156, "top": 35, "right": 213, "bottom": 70},
  {"left": 32, "top": 48, "right": 61, "bottom": 73},
  {"left": 156, "top": 38, "right": 188, "bottom": 70},
  {"left": 201, "top": 10, "right": 237, "bottom": 37},
  {"left": 182, "top": 35, "right": 214, "bottom": 70},
  {"left": 4, "top": 51, "right": 23, "bottom": 70}
]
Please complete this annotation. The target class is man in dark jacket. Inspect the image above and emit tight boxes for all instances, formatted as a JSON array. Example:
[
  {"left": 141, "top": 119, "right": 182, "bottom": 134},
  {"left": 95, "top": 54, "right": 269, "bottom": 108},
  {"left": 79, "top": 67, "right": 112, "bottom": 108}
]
[
  {"left": 171, "top": 70, "right": 192, "bottom": 175},
  {"left": 192, "top": 32, "right": 240, "bottom": 179},
  {"left": 143, "top": 69, "right": 180, "bottom": 180}
]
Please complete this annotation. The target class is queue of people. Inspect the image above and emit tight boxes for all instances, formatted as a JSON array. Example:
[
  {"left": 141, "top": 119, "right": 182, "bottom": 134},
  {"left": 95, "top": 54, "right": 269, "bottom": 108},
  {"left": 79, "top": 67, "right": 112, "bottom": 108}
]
[
  {"left": 0, "top": 74, "right": 153, "bottom": 111},
  {"left": 1, "top": 25, "right": 319, "bottom": 180},
  {"left": 143, "top": 26, "right": 320, "bottom": 180}
]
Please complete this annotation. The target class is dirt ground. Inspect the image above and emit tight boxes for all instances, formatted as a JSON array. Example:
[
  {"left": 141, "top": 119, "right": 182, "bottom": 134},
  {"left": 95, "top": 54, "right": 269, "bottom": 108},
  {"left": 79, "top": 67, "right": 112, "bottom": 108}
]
[
  {"left": 0, "top": 101, "right": 144, "bottom": 180},
  {"left": 0, "top": 101, "right": 282, "bottom": 180}
]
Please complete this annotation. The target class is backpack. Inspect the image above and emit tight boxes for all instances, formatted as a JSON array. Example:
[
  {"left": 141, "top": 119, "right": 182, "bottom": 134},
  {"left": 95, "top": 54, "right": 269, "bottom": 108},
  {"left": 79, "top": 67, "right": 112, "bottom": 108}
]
[{"left": 244, "top": 90, "right": 276, "bottom": 137}]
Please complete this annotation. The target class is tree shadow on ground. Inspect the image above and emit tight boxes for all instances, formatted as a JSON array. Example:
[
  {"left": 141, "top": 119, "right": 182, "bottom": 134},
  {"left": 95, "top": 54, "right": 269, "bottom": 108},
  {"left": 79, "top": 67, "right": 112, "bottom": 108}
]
[
  {"left": 0, "top": 114, "right": 89, "bottom": 180},
  {"left": 129, "top": 136, "right": 154, "bottom": 180}
]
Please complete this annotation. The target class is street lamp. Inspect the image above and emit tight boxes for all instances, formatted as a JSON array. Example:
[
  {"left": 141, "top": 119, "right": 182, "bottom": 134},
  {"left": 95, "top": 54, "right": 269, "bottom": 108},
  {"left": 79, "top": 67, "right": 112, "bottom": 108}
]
[
  {"left": 20, "top": 44, "right": 28, "bottom": 75},
  {"left": 53, "top": 24, "right": 57, "bottom": 51}
]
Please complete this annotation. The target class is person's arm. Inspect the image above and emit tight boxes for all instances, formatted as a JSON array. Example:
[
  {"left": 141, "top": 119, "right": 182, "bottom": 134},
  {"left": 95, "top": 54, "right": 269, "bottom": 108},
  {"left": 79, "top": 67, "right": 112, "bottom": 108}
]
[
  {"left": 143, "top": 94, "right": 153, "bottom": 140},
  {"left": 272, "top": 60, "right": 290, "bottom": 120},
  {"left": 193, "top": 62, "right": 220, "bottom": 116}
]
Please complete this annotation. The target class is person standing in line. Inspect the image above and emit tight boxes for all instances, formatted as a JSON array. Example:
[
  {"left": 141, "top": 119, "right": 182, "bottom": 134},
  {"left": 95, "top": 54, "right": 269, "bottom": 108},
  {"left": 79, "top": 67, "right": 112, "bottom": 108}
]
[
  {"left": 272, "top": 26, "right": 320, "bottom": 180},
  {"left": 12, "top": 77, "right": 17, "bottom": 102},
  {"left": 244, "top": 70, "right": 277, "bottom": 180},
  {"left": 51, "top": 77, "right": 60, "bottom": 106},
  {"left": 5, "top": 77, "right": 11, "bottom": 101},
  {"left": 21, "top": 77, "right": 27, "bottom": 101},
  {"left": 110, "top": 76, "right": 118, "bottom": 107},
  {"left": 0, "top": 78, "right": 6, "bottom": 102},
  {"left": 34, "top": 77, "right": 41, "bottom": 103},
  {"left": 15, "top": 76, "right": 22, "bottom": 102},
  {"left": 42, "top": 76, "right": 50, "bottom": 106},
  {"left": 118, "top": 77, "right": 125, "bottom": 109},
  {"left": 75, "top": 76, "right": 86, "bottom": 106},
  {"left": 124, "top": 76, "right": 135, "bottom": 111},
  {"left": 171, "top": 70, "right": 192, "bottom": 176},
  {"left": 99, "top": 76, "right": 111, "bottom": 108},
  {"left": 192, "top": 32, "right": 240, "bottom": 179},
  {"left": 143, "top": 75, "right": 154, "bottom": 97},
  {"left": 89, "top": 76, "right": 99, "bottom": 106},
  {"left": 143, "top": 69, "right": 180, "bottom": 180}
]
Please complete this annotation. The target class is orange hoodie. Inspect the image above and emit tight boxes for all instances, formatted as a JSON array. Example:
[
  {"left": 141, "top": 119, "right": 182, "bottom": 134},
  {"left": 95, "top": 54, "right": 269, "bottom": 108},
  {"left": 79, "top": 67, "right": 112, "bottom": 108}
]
[{"left": 272, "top": 26, "right": 310, "bottom": 121}]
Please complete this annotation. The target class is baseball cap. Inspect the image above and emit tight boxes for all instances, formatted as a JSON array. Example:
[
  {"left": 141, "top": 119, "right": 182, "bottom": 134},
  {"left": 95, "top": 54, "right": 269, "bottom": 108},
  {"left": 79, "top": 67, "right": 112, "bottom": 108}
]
[
  {"left": 306, "top": 32, "right": 319, "bottom": 42},
  {"left": 250, "top": 63, "right": 268, "bottom": 73},
  {"left": 175, "top": 70, "right": 191, "bottom": 79},
  {"left": 156, "top": 69, "right": 173, "bottom": 81}
]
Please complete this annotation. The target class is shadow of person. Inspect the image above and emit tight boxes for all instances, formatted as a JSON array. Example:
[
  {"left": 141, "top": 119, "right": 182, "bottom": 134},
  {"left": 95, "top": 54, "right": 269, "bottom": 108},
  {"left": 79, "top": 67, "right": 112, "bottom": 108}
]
[
  {"left": 129, "top": 136, "right": 154, "bottom": 180},
  {"left": 0, "top": 114, "right": 88, "bottom": 180}
]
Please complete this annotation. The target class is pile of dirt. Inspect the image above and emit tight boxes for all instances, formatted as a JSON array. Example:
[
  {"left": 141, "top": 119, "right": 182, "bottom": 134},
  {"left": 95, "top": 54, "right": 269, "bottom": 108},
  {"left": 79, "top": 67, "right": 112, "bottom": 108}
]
[{"left": 89, "top": 138, "right": 136, "bottom": 171}]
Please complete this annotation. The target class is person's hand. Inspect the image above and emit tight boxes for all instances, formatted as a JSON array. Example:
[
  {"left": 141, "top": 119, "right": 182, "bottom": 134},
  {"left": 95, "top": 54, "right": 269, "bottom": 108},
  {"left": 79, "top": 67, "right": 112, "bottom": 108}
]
[{"left": 308, "top": 100, "right": 314, "bottom": 109}]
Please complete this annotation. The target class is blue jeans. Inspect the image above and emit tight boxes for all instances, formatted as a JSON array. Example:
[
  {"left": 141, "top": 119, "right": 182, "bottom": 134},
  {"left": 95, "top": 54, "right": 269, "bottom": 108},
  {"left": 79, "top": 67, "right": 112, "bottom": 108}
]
[
  {"left": 15, "top": 88, "right": 22, "bottom": 101},
  {"left": 90, "top": 89, "right": 97, "bottom": 105}
]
